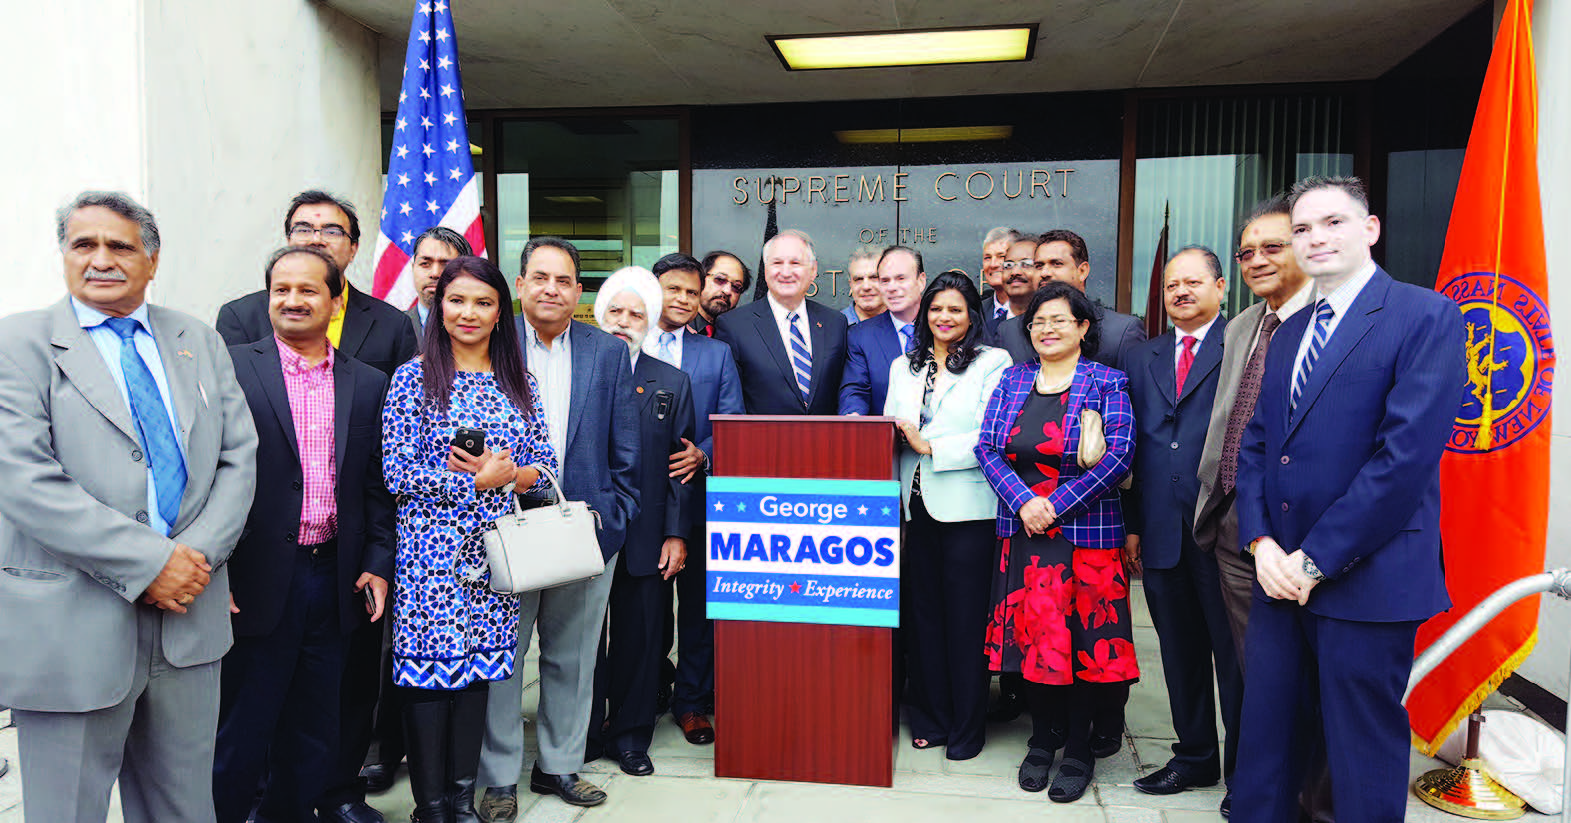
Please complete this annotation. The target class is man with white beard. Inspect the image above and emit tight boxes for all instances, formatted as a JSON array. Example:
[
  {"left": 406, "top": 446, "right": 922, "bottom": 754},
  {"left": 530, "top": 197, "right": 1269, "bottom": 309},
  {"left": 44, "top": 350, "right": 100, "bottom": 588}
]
[{"left": 583, "top": 268, "right": 695, "bottom": 778}]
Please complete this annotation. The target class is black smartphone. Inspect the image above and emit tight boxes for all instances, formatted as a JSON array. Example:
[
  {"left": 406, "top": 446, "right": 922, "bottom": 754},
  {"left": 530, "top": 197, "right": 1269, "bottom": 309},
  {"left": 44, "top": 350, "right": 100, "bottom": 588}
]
[
  {"left": 363, "top": 585, "right": 377, "bottom": 614},
  {"left": 453, "top": 427, "right": 486, "bottom": 457}
]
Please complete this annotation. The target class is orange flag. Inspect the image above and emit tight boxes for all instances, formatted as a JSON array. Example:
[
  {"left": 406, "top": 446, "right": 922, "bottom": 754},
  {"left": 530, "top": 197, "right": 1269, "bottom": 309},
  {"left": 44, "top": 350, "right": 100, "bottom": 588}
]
[{"left": 1410, "top": 0, "right": 1552, "bottom": 754}]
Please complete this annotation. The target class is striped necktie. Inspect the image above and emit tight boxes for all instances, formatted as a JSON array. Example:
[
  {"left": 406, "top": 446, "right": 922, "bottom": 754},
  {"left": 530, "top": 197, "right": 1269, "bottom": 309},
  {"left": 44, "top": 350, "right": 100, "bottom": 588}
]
[
  {"left": 899, "top": 323, "right": 916, "bottom": 353},
  {"left": 1291, "top": 301, "right": 1336, "bottom": 411},
  {"left": 787, "top": 311, "right": 812, "bottom": 404},
  {"left": 105, "top": 316, "right": 187, "bottom": 526},
  {"left": 994, "top": 305, "right": 1007, "bottom": 321}
]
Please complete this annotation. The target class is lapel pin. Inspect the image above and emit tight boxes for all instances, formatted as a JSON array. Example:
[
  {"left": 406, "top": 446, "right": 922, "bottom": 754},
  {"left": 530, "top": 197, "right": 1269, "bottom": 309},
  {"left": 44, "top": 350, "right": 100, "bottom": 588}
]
[
  {"left": 636, "top": 386, "right": 645, "bottom": 394},
  {"left": 815, "top": 322, "right": 822, "bottom": 328},
  {"left": 177, "top": 348, "right": 194, "bottom": 359}
]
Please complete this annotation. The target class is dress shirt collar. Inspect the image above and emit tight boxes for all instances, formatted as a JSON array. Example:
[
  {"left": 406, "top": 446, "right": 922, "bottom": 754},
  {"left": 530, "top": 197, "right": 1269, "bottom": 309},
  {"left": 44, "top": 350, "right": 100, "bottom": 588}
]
[
  {"left": 526, "top": 319, "right": 572, "bottom": 353},
  {"left": 766, "top": 293, "right": 805, "bottom": 324},
  {"left": 1175, "top": 314, "right": 1220, "bottom": 349},
  {"left": 1313, "top": 261, "right": 1378, "bottom": 318},
  {"left": 416, "top": 302, "right": 430, "bottom": 325},
  {"left": 275, "top": 336, "right": 334, "bottom": 375},
  {"left": 1271, "top": 282, "right": 1315, "bottom": 323},
  {"left": 72, "top": 297, "right": 152, "bottom": 334}
]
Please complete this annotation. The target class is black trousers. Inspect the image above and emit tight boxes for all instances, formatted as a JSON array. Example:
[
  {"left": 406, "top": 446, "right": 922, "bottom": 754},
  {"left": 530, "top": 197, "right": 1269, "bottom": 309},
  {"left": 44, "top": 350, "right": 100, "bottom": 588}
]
[
  {"left": 1143, "top": 533, "right": 1243, "bottom": 784},
  {"left": 319, "top": 577, "right": 388, "bottom": 808},
  {"left": 590, "top": 557, "right": 664, "bottom": 756},
  {"left": 668, "top": 521, "right": 714, "bottom": 716},
  {"left": 214, "top": 544, "right": 343, "bottom": 823},
  {"left": 901, "top": 495, "right": 994, "bottom": 759}
]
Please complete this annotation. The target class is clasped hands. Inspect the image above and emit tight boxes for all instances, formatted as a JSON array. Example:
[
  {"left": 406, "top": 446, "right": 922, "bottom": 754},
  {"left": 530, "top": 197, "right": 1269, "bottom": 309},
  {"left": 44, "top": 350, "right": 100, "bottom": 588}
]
[
  {"left": 1018, "top": 496, "right": 1056, "bottom": 536},
  {"left": 141, "top": 543, "right": 211, "bottom": 613},
  {"left": 448, "top": 444, "right": 539, "bottom": 491},
  {"left": 1252, "top": 536, "right": 1321, "bottom": 605}
]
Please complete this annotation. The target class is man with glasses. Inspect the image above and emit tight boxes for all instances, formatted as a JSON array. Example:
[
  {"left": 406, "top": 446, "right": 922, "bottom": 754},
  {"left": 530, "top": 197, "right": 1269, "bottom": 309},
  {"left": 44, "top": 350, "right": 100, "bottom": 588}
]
[
  {"left": 689, "top": 251, "right": 752, "bottom": 336},
  {"left": 839, "top": 246, "right": 926, "bottom": 415},
  {"left": 215, "top": 190, "right": 418, "bottom": 823}
]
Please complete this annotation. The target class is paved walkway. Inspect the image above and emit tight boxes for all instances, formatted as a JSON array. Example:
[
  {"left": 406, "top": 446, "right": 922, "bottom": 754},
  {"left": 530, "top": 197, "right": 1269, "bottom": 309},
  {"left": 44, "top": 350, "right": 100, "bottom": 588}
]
[{"left": 0, "top": 582, "right": 1561, "bottom": 822}]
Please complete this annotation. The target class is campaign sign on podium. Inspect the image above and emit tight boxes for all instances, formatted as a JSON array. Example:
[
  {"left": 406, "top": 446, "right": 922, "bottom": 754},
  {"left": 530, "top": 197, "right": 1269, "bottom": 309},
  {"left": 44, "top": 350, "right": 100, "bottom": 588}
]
[{"left": 706, "top": 476, "right": 901, "bottom": 628}]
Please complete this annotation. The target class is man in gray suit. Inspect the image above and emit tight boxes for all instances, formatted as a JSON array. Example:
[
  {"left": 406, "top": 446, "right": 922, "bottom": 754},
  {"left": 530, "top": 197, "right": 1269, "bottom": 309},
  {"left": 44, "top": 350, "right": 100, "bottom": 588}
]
[
  {"left": 478, "top": 237, "right": 640, "bottom": 817},
  {"left": 994, "top": 229, "right": 1146, "bottom": 370},
  {"left": 0, "top": 191, "right": 258, "bottom": 823}
]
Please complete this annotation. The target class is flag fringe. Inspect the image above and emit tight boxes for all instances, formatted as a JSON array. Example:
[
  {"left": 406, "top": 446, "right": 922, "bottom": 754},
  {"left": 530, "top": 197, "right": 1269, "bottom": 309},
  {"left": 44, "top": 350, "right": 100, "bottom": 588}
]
[{"left": 1411, "top": 627, "right": 1538, "bottom": 756}]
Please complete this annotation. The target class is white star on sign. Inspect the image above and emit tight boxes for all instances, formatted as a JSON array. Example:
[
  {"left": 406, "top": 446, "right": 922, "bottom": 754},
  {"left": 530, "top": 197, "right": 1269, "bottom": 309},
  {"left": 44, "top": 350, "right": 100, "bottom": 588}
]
[
  {"left": 857, "top": 505, "right": 868, "bottom": 515},
  {"left": 446, "top": 138, "right": 461, "bottom": 153},
  {"left": 395, "top": 144, "right": 409, "bottom": 159},
  {"left": 713, "top": 501, "right": 725, "bottom": 512},
  {"left": 442, "top": 112, "right": 457, "bottom": 125},
  {"left": 426, "top": 200, "right": 440, "bottom": 213},
  {"left": 421, "top": 143, "right": 435, "bottom": 157},
  {"left": 435, "top": 28, "right": 449, "bottom": 42},
  {"left": 440, "top": 84, "right": 454, "bottom": 98},
  {"left": 395, "top": 117, "right": 406, "bottom": 131},
  {"left": 438, "top": 56, "right": 452, "bottom": 70},
  {"left": 397, "top": 173, "right": 410, "bottom": 187},
  {"left": 423, "top": 171, "right": 437, "bottom": 185},
  {"left": 449, "top": 168, "right": 463, "bottom": 180},
  {"left": 399, "top": 201, "right": 412, "bottom": 215},
  {"left": 420, "top": 116, "right": 433, "bottom": 129}
]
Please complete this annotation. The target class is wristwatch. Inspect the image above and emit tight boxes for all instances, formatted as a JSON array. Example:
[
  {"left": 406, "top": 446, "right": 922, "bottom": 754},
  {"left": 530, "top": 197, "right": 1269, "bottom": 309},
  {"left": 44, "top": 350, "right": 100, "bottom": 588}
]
[{"left": 1301, "top": 554, "right": 1326, "bottom": 581}]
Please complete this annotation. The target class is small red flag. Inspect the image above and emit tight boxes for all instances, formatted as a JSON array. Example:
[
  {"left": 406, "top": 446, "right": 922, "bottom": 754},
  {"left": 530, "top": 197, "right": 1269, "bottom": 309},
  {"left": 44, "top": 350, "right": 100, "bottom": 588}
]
[{"left": 1409, "top": 0, "right": 1553, "bottom": 754}]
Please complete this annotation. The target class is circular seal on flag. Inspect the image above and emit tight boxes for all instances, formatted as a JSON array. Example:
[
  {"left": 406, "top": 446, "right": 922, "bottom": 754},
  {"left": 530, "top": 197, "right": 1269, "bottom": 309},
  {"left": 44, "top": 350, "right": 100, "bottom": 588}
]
[{"left": 1437, "top": 271, "right": 1554, "bottom": 454}]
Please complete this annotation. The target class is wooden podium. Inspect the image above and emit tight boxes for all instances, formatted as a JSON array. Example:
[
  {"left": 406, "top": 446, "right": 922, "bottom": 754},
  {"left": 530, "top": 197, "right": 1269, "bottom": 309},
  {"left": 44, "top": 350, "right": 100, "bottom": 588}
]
[{"left": 709, "top": 414, "right": 899, "bottom": 788}]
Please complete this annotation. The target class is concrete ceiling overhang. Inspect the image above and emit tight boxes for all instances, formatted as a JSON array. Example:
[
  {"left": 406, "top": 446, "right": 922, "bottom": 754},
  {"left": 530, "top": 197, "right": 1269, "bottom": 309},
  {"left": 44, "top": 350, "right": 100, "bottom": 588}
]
[{"left": 321, "top": 0, "right": 1485, "bottom": 112}]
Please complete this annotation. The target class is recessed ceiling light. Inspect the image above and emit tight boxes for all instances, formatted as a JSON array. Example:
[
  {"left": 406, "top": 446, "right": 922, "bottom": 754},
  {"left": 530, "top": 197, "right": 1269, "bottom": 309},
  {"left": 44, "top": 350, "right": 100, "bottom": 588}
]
[
  {"left": 834, "top": 126, "right": 1014, "bottom": 144},
  {"left": 768, "top": 25, "right": 1036, "bottom": 71}
]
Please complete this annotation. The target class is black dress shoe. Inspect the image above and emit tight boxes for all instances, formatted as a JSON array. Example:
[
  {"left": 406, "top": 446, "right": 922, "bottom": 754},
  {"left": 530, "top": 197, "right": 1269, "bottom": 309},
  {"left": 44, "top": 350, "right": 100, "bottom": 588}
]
[
  {"left": 613, "top": 749, "right": 654, "bottom": 776},
  {"left": 528, "top": 764, "right": 607, "bottom": 807},
  {"left": 1133, "top": 765, "right": 1219, "bottom": 795},
  {"left": 1221, "top": 790, "right": 1232, "bottom": 818},
  {"left": 319, "top": 801, "right": 386, "bottom": 823},
  {"left": 360, "top": 762, "right": 396, "bottom": 794},
  {"left": 1089, "top": 733, "right": 1122, "bottom": 759},
  {"left": 655, "top": 681, "right": 673, "bottom": 716}
]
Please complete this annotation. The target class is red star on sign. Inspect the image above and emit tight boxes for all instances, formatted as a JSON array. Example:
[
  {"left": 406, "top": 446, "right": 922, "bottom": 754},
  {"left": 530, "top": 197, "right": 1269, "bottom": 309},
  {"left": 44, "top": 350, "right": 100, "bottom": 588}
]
[{"left": 789, "top": 581, "right": 802, "bottom": 594}]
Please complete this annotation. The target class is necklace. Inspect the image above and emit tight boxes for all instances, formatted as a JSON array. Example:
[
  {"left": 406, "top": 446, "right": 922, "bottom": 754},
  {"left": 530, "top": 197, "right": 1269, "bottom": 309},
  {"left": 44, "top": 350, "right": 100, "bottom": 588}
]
[{"left": 1035, "top": 370, "right": 1073, "bottom": 394}]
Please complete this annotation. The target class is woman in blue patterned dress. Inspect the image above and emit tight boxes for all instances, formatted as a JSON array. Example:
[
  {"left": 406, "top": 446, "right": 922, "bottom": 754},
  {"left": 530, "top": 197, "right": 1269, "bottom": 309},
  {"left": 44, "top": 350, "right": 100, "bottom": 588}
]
[{"left": 383, "top": 255, "right": 556, "bottom": 823}]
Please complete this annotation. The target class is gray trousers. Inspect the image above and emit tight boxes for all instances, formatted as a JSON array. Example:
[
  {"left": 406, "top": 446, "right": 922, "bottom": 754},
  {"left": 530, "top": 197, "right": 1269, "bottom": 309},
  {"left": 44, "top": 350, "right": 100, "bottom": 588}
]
[
  {"left": 479, "top": 556, "right": 615, "bottom": 785},
  {"left": 13, "top": 606, "right": 221, "bottom": 823}
]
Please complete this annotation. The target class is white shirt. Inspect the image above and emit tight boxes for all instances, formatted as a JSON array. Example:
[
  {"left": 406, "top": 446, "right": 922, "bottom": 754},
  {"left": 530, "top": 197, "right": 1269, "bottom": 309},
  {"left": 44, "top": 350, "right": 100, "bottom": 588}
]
[
  {"left": 1173, "top": 314, "right": 1221, "bottom": 370},
  {"left": 1293, "top": 261, "right": 1378, "bottom": 382},
  {"left": 643, "top": 325, "right": 685, "bottom": 367},
  {"left": 524, "top": 321, "right": 573, "bottom": 468},
  {"left": 1245, "top": 282, "right": 1314, "bottom": 355},
  {"left": 766, "top": 293, "right": 811, "bottom": 359},
  {"left": 888, "top": 312, "right": 918, "bottom": 352}
]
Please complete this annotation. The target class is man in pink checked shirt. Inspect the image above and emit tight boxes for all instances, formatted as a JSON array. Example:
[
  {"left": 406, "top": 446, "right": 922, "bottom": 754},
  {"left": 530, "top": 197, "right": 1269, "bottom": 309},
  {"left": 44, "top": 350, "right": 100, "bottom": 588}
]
[{"left": 212, "top": 246, "right": 396, "bottom": 823}]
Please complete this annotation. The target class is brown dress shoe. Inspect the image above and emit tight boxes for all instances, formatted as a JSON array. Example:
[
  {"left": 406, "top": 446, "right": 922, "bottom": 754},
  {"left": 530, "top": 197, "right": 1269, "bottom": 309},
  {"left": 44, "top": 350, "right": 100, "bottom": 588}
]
[{"left": 676, "top": 712, "right": 715, "bottom": 744}]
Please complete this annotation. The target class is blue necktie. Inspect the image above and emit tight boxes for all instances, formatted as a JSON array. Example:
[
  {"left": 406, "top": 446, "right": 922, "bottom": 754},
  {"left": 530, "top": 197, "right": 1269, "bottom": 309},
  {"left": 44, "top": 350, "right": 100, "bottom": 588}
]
[
  {"left": 657, "top": 331, "right": 677, "bottom": 366},
  {"left": 787, "top": 312, "right": 812, "bottom": 404},
  {"left": 994, "top": 306, "right": 1007, "bottom": 321},
  {"left": 1291, "top": 301, "right": 1336, "bottom": 411},
  {"left": 899, "top": 323, "right": 916, "bottom": 354},
  {"left": 105, "top": 317, "right": 187, "bottom": 526}
]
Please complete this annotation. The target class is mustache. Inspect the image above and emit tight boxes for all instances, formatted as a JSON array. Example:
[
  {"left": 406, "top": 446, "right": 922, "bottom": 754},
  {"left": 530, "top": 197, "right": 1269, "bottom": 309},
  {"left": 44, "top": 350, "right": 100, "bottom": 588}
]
[{"left": 84, "top": 267, "right": 126, "bottom": 282}]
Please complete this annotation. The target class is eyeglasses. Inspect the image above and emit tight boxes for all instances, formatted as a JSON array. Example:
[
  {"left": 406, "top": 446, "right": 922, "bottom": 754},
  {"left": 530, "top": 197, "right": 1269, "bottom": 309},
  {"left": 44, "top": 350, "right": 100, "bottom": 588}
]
[
  {"left": 1234, "top": 243, "right": 1287, "bottom": 262},
  {"left": 1027, "top": 317, "right": 1079, "bottom": 332},
  {"left": 1000, "top": 260, "right": 1043, "bottom": 272},
  {"left": 289, "top": 225, "right": 350, "bottom": 241}
]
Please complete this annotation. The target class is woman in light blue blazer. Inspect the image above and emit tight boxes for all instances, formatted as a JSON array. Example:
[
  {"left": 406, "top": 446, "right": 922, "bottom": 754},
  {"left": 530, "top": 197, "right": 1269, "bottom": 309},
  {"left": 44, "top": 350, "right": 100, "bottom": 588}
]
[{"left": 883, "top": 270, "right": 1011, "bottom": 760}]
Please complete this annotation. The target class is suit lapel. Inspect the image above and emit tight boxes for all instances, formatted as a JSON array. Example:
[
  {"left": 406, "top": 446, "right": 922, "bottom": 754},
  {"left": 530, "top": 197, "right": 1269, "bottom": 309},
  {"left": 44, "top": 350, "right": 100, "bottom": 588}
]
[
  {"left": 1177, "top": 318, "right": 1227, "bottom": 405},
  {"left": 148, "top": 307, "right": 200, "bottom": 453},
  {"left": 749, "top": 303, "right": 800, "bottom": 405},
  {"left": 1146, "top": 332, "right": 1177, "bottom": 407},
  {"left": 49, "top": 300, "right": 140, "bottom": 444},
  {"left": 632, "top": 356, "right": 659, "bottom": 413},
  {"left": 805, "top": 304, "right": 837, "bottom": 408},
  {"left": 333, "top": 350, "right": 353, "bottom": 473},
  {"left": 1287, "top": 274, "right": 1388, "bottom": 437},
  {"left": 565, "top": 322, "right": 592, "bottom": 450},
  {"left": 337, "top": 286, "right": 373, "bottom": 358},
  {"left": 252, "top": 339, "right": 299, "bottom": 457}
]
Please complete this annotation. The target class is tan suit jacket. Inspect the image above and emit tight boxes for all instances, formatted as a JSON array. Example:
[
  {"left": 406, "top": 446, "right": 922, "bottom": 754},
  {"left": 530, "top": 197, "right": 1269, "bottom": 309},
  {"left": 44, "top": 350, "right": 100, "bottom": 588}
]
[
  {"left": 0, "top": 298, "right": 258, "bottom": 712},
  {"left": 1193, "top": 301, "right": 1267, "bottom": 554}
]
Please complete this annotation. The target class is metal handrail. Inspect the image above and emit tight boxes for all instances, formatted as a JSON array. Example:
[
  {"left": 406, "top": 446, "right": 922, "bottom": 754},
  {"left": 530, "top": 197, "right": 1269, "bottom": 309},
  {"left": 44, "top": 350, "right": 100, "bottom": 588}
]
[{"left": 1403, "top": 567, "right": 1571, "bottom": 815}]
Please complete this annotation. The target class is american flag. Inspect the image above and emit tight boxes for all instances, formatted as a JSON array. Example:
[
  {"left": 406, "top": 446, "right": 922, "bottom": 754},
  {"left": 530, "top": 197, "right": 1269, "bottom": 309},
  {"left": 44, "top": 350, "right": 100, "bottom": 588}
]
[{"left": 371, "top": 0, "right": 485, "bottom": 307}]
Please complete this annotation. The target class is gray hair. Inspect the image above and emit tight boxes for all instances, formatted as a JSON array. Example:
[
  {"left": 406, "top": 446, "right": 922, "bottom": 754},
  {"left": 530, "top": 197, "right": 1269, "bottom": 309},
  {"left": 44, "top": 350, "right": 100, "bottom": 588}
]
[
  {"left": 56, "top": 191, "right": 160, "bottom": 257},
  {"left": 847, "top": 244, "right": 883, "bottom": 267},
  {"left": 983, "top": 226, "right": 1019, "bottom": 248},
  {"left": 763, "top": 229, "right": 816, "bottom": 265}
]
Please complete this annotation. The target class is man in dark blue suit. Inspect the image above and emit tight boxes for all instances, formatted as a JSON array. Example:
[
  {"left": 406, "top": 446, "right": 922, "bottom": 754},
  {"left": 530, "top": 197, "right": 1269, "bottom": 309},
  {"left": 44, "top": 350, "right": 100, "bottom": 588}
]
[
  {"left": 1124, "top": 246, "right": 1241, "bottom": 815},
  {"left": 646, "top": 253, "right": 745, "bottom": 746},
  {"left": 586, "top": 268, "right": 695, "bottom": 778},
  {"left": 479, "top": 237, "right": 641, "bottom": 815},
  {"left": 215, "top": 247, "right": 394, "bottom": 823},
  {"left": 714, "top": 230, "right": 848, "bottom": 415},
  {"left": 839, "top": 245, "right": 926, "bottom": 415},
  {"left": 1233, "top": 177, "right": 1464, "bottom": 823}
]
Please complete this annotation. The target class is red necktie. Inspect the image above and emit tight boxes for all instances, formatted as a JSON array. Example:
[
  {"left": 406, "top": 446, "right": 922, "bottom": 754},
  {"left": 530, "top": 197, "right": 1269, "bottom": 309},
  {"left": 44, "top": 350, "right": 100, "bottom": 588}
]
[{"left": 1175, "top": 335, "right": 1198, "bottom": 395}]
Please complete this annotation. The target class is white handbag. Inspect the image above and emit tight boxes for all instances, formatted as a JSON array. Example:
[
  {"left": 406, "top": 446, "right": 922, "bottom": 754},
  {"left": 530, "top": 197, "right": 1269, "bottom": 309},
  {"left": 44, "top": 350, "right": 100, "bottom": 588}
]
[{"left": 481, "top": 466, "right": 604, "bottom": 594}]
